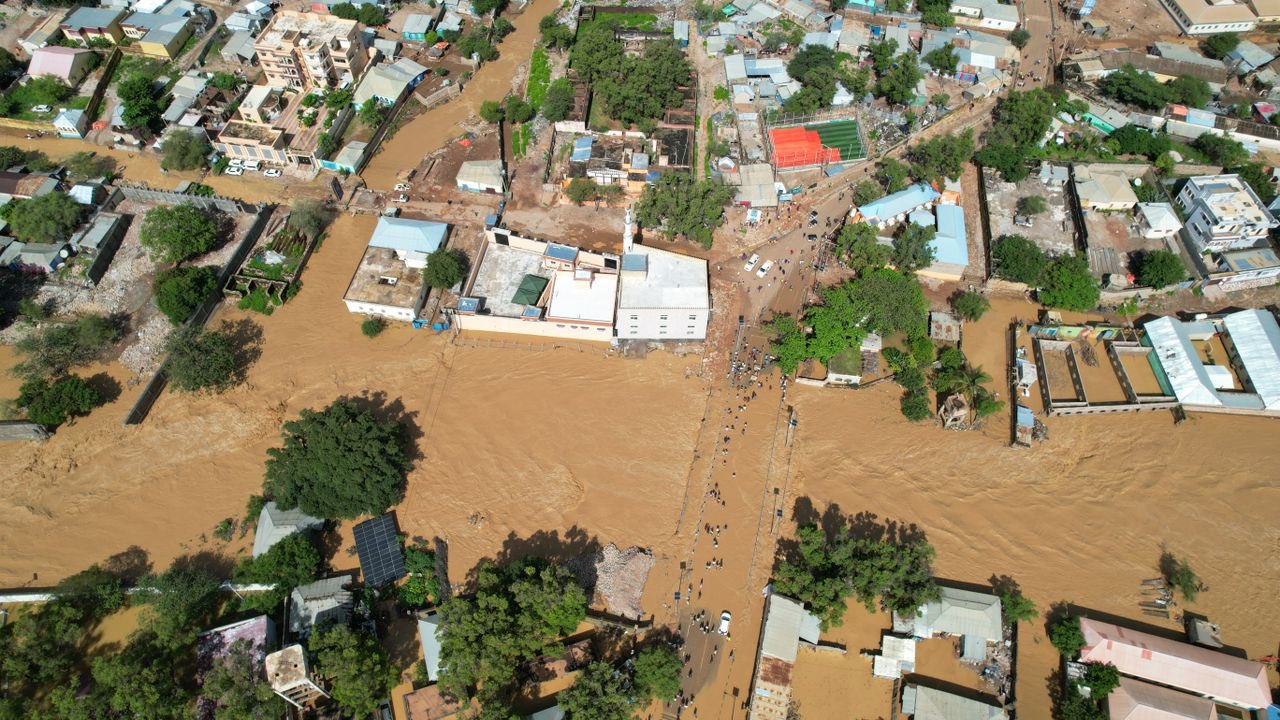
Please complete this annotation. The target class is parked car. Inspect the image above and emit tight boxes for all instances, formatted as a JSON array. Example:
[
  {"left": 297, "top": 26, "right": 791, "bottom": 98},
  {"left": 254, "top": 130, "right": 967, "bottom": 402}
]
[
  {"left": 228, "top": 157, "right": 243, "bottom": 167},
  {"left": 243, "top": 159, "right": 261, "bottom": 171},
  {"left": 391, "top": 194, "right": 409, "bottom": 203},
  {"left": 263, "top": 168, "right": 282, "bottom": 178},
  {"left": 719, "top": 611, "right": 731, "bottom": 635},
  {"left": 225, "top": 166, "right": 243, "bottom": 176},
  {"left": 394, "top": 183, "right": 412, "bottom": 192},
  {"left": 30, "top": 104, "right": 51, "bottom": 113},
  {"left": 743, "top": 253, "right": 759, "bottom": 273},
  {"left": 756, "top": 260, "right": 773, "bottom": 278}
]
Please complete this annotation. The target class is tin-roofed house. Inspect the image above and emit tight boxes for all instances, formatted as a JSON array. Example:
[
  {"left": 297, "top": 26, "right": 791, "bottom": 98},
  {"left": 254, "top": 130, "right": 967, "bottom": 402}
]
[
  {"left": 902, "top": 683, "right": 1007, "bottom": 720},
  {"left": 746, "top": 593, "right": 823, "bottom": 720},
  {"left": 456, "top": 159, "right": 505, "bottom": 193},
  {"left": 354, "top": 57, "right": 428, "bottom": 106},
  {"left": 69, "top": 211, "right": 127, "bottom": 284},
  {"left": 908, "top": 586, "right": 1002, "bottom": 662},
  {"left": 60, "top": 7, "right": 126, "bottom": 46},
  {"left": 252, "top": 501, "right": 324, "bottom": 558},
  {"left": 27, "top": 47, "right": 97, "bottom": 86},
  {"left": 852, "top": 183, "right": 941, "bottom": 229},
  {"left": 288, "top": 576, "right": 355, "bottom": 637}
]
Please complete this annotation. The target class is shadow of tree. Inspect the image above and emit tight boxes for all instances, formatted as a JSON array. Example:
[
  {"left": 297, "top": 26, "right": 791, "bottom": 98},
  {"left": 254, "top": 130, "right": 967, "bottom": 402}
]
[
  {"left": 168, "top": 549, "right": 235, "bottom": 580},
  {"left": 988, "top": 574, "right": 1020, "bottom": 600},
  {"left": 85, "top": 372, "right": 122, "bottom": 404},
  {"left": 0, "top": 271, "right": 45, "bottom": 332},
  {"left": 103, "top": 545, "right": 152, "bottom": 585},
  {"left": 462, "top": 527, "right": 604, "bottom": 594},
  {"left": 217, "top": 316, "right": 264, "bottom": 384}
]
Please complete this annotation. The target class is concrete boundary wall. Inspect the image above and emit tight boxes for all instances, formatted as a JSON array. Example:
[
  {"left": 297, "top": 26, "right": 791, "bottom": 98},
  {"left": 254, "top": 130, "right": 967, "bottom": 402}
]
[{"left": 115, "top": 182, "right": 252, "bottom": 214}]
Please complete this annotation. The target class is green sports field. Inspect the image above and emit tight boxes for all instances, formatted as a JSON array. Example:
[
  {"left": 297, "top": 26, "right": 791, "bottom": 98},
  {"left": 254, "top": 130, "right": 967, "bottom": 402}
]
[{"left": 804, "top": 119, "right": 866, "bottom": 161}]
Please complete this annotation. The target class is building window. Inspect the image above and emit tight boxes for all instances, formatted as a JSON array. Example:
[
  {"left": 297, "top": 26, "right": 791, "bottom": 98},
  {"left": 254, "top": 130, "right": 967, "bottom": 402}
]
[
  {"left": 688, "top": 314, "right": 697, "bottom": 320},
  {"left": 659, "top": 314, "right": 668, "bottom": 320},
  {"left": 629, "top": 315, "right": 638, "bottom": 320}
]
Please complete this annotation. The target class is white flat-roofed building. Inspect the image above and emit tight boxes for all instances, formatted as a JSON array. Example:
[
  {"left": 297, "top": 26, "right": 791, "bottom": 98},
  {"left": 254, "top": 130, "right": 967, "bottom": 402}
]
[
  {"left": 616, "top": 209, "right": 709, "bottom": 341},
  {"left": 546, "top": 268, "right": 618, "bottom": 331},
  {"left": 1176, "top": 174, "right": 1278, "bottom": 252},
  {"left": 1155, "top": 0, "right": 1257, "bottom": 34},
  {"left": 1142, "top": 309, "right": 1280, "bottom": 416},
  {"left": 342, "top": 217, "right": 448, "bottom": 321}
]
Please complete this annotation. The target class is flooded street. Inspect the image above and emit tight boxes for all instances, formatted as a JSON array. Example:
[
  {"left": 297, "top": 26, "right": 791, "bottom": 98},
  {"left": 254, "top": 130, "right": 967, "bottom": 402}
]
[{"left": 361, "top": 0, "right": 560, "bottom": 190}]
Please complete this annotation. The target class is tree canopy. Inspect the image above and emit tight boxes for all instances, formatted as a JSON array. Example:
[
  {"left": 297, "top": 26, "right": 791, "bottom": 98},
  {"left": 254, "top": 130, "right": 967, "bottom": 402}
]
[
  {"left": 951, "top": 290, "right": 990, "bottom": 321},
  {"left": 153, "top": 265, "right": 219, "bottom": 324},
  {"left": 232, "top": 533, "right": 320, "bottom": 611},
  {"left": 768, "top": 314, "right": 809, "bottom": 376},
  {"left": 17, "top": 374, "right": 102, "bottom": 427},
  {"left": 892, "top": 222, "right": 936, "bottom": 273},
  {"left": 161, "top": 129, "right": 210, "bottom": 171},
  {"left": 423, "top": 247, "right": 468, "bottom": 289},
  {"left": 908, "top": 130, "right": 974, "bottom": 183},
  {"left": 137, "top": 561, "right": 223, "bottom": 648},
  {"left": 774, "top": 518, "right": 940, "bottom": 628},
  {"left": 923, "top": 46, "right": 957, "bottom": 74},
  {"left": 139, "top": 204, "right": 218, "bottom": 264},
  {"left": 264, "top": 398, "right": 412, "bottom": 520},
  {"left": 1136, "top": 249, "right": 1186, "bottom": 288},
  {"left": 7, "top": 191, "right": 81, "bottom": 243},
  {"left": 977, "top": 89, "right": 1056, "bottom": 181},
  {"left": 833, "top": 221, "right": 890, "bottom": 275},
  {"left": 573, "top": 24, "right": 689, "bottom": 128},
  {"left": 118, "top": 74, "right": 162, "bottom": 132},
  {"left": 558, "top": 662, "right": 634, "bottom": 720},
  {"left": 540, "top": 78, "right": 575, "bottom": 121},
  {"left": 1099, "top": 65, "right": 1211, "bottom": 110},
  {"left": 875, "top": 51, "right": 923, "bottom": 105},
  {"left": 632, "top": 646, "right": 682, "bottom": 702},
  {"left": 13, "top": 314, "right": 122, "bottom": 380},
  {"left": 1193, "top": 133, "right": 1248, "bottom": 167},
  {"left": 991, "top": 234, "right": 1047, "bottom": 284},
  {"left": 200, "top": 638, "right": 287, "bottom": 720},
  {"left": 1049, "top": 615, "right": 1085, "bottom": 656},
  {"left": 1038, "top": 254, "right": 1099, "bottom": 311},
  {"left": 1201, "top": 32, "right": 1239, "bottom": 59},
  {"left": 437, "top": 557, "right": 587, "bottom": 704},
  {"left": 310, "top": 625, "right": 397, "bottom": 719},
  {"left": 164, "top": 325, "right": 238, "bottom": 393},
  {"left": 635, "top": 173, "right": 733, "bottom": 249}
]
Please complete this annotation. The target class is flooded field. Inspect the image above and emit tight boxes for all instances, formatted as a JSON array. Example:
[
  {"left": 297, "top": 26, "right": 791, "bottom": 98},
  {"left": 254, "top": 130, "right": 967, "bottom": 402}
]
[
  {"left": 787, "top": 295, "right": 1280, "bottom": 718},
  {"left": 0, "top": 212, "right": 707, "bottom": 589}
]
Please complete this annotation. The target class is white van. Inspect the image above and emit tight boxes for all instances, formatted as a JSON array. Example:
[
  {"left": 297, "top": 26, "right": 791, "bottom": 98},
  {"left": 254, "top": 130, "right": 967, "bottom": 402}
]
[{"left": 243, "top": 159, "right": 261, "bottom": 171}]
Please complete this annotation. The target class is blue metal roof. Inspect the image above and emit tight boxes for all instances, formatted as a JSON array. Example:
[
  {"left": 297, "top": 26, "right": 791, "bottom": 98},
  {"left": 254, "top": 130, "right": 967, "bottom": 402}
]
[
  {"left": 621, "top": 253, "right": 647, "bottom": 271},
  {"left": 1016, "top": 405, "right": 1034, "bottom": 427},
  {"left": 1227, "top": 40, "right": 1275, "bottom": 71},
  {"left": 545, "top": 243, "right": 577, "bottom": 261},
  {"left": 571, "top": 136, "right": 593, "bottom": 162},
  {"left": 857, "top": 183, "right": 940, "bottom": 224},
  {"left": 458, "top": 297, "right": 480, "bottom": 313},
  {"left": 932, "top": 204, "right": 968, "bottom": 266},
  {"left": 369, "top": 217, "right": 448, "bottom": 254}
]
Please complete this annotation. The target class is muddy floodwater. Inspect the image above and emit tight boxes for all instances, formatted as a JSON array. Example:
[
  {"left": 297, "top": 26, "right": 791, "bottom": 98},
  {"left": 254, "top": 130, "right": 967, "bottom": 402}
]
[{"left": 361, "top": 0, "right": 560, "bottom": 190}]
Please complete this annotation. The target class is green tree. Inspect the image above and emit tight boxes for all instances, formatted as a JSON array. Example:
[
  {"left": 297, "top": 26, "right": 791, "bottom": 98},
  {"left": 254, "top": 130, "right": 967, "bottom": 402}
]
[
  {"left": 423, "top": 247, "right": 468, "bottom": 289},
  {"left": 200, "top": 638, "right": 287, "bottom": 720},
  {"left": 923, "top": 46, "right": 957, "bottom": 74},
  {"left": 633, "top": 646, "right": 681, "bottom": 702},
  {"left": 7, "top": 191, "right": 81, "bottom": 242},
  {"left": 88, "top": 632, "right": 191, "bottom": 719},
  {"left": 1166, "top": 557, "right": 1201, "bottom": 601},
  {"left": 1049, "top": 615, "right": 1086, "bottom": 657},
  {"left": 1098, "top": 65, "right": 1170, "bottom": 110},
  {"left": 635, "top": 174, "right": 733, "bottom": 249},
  {"left": 139, "top": 204, "right": 218, "bottom": 264},
  {"left": 999, "top": 588, "right": 1038, "bottom": 624},
  {"left": 479, "top": 99, "right": 505, "bottom": 123},
  {"left": 1009, "top": 28, "right": 1031, "bottom": 48},
  {"left": 1080, "top": 662, "right": 1121, "bottom": 698},
  {"left": 325, "top": 87, "right": 353, "bottom": 109},
  {"left": 1232, "top": 162, "right": 1277, "bottom": 204},
  {"left": 976, "top": 142, "right": 1031, "bottom": 182},
  {"left": 361, "top": 317, "right": 386, "bottom": 337},
  {"left": 951, "top": 291, "right": 990, "bottom": 321},
  {"left": 992, "top": 234, "right": 1047, "bottom": 284},
  {"left": 803, "top": 285, "right": 869, "bottom": 364},
  {"left": 876, "top": 158, "right": 911, "bottom": 194},
  {"left": 844, "top": 268, "right": 928, "bottom": 338},
  {"left": 153, "top": 265, "right": 218, "bottom": 324},
  {"left": 852, "top": 180, "right": 884, "bottom": 206},
  {"left": 1136, "top": 249, "right": 1186, "bottom": 288},
  {"left": 437, "top": 558, "right": 587, "bottom": 704},
  {"left": 1038, "top": 254, "right": 1099, "bottom": 311},
  {"left": 559, "top": 662, "right": 633, "bottom": 720},
  {"left": 316, "top": 132, "right": 338, "bottom": 160},
  {"left": 566, "top": 176, "right": 597, "bottom": 204},
  {"left": 768, "top": 314, "right": 809, "bottom": 375},
  {"left": 64, "top": 151, "right": 115, "bottom": 179},
  {"left": 1193, "top": 133, "right": 1248, "bottom": 166},
  {"left": 774, "top": 519, "right": 940, "bottom": 628},
  {"left": 264, "top": 398, "right": 412, "bottom": 520},
  {"left": 875, "top": 52, "right": 923, "bottom": 105},
  {"left": 310, "top": 625, "right": 397, "bottom": 719},
  {"left": 991, "top": 88, "right": 1056, "bottom": 148},
  {"left": 161, "top": 129, "right": 211, "bottom": 171},
  {"left": 893, "top": 222, "right": 936, "bottom": 273},
  {"left": 288, "top": 197, "right": 331, "bottom": 240},
  {"left": 834, "top": 222, "right": 890, "bottom": 275},
  {"left": 164, "top": 325, "right": 238, "bottom": 393},
  {"left": 399, "top": 543, "right": 442, "bottom": 607},
  {"left": 1201, "top": 32, "right": 1239, "bottom": 59},
  {"left": 908, "top": 130, "right": 974, "bottom": 182},
  {"left": 541, "top": 16, "right": 574, "bottom": 50},
  {"left": 137, "top": 561, "right": 223, "bottom": 648},
  {"left": 506, "top": 96, "right": 534, "bottom": 124},
  {"left": 541, "top": 78, "right": 575, "bottom": 121},
  {"left": 17, "top": 375, "right": 102, "bottom": 427},
  {"left": 1167, "top": 75, "right": 1210, "bottom": 108},
  {"left": 232, "top": 533, "right": 320, "bottom": 611},
  {"left": 358, "top": 98, "right": 386, "bottom": 127},
  {"left": 210, "top": 71, "right": 242, "bottom": 90},
  {"left": 13, "top": 314, "right": 121, "bottom": 380},
  {"left": 1017, "top": 195, "right": 1049, "bottom": 215},
  {"left": 900, "top": 388, "right": 932, "bottom": 421},
  {"left": 357, "top": 4, "right": 387, "bottom": 25},
  {"left": 119, "top": 73, "right": 163, "bottom": 132}
]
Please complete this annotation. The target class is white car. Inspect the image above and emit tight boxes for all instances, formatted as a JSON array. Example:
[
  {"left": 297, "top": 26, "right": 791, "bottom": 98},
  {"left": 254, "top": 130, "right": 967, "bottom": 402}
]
[
  {"left": 394, "top": 183, "right": 412, "bottom": 192},
  {"left": 30, "top": 104, "right": 51, "bottom": 113},
  {"left": 743, "top": 253, "right": 760, "bottom": 273},
  {"left": 756, "top": 260, "right": 773, "bottom": 278},
  {"left": 263, "top": 168, "right": 282, "bottom": 178},
  {"left": 719, "top": 611, "right": 731, "bottom": 635},
  {"left": 228, "top": 158, "right": 243, "bottom": 167},
  {"left": 243, "top": 159, "right": 261, "bottom": 171},
  {"left": 224, "top": 166, "right": 244, "bottom": 176},
  {"left": 391, "top": 194, "right": 409, "bottom": 203}
]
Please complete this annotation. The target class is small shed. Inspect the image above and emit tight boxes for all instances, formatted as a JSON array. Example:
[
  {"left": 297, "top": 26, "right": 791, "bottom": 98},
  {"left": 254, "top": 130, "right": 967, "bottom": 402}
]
[
  {"left": 929, "top": 310, "right": 962, "bottom": 343},
  {"left": 456, "top": 159, "right": 505, "bottom": 193}
]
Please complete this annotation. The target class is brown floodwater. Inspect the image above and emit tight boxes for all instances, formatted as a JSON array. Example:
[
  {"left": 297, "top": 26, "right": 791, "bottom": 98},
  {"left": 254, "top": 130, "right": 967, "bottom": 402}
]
[
  {"left": 360, "top": 0, "right": 560, "bottom": 190},
  {"left": 787, "top": 295, "right": 1280, "bottom": 719}
]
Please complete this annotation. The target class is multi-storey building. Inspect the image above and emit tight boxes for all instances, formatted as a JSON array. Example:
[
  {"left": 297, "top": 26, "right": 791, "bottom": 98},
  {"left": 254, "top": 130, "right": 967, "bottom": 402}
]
[
  {"left": 254, "top": 11, "right": 367, "bottom": 90},
  {"left": 1176, "top": 174, "right": 1278, "bottom": 252}
]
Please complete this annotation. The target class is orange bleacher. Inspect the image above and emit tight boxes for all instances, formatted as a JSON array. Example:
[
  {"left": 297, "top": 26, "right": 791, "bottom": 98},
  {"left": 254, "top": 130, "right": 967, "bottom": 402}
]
[{"left": 769, "top": 127, "right": 841, "bottom": 168}]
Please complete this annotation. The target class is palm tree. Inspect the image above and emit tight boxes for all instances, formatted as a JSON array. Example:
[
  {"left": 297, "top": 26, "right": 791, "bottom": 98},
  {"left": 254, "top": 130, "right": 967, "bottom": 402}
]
[{"left": 948, "top": 365, "right": 992, "bottom": 403}]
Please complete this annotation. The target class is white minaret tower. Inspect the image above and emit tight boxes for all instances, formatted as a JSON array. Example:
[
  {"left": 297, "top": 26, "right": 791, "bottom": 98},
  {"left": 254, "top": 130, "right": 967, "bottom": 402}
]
[{"left": 623, "top": 205, "right": 635, "bottom": 254}]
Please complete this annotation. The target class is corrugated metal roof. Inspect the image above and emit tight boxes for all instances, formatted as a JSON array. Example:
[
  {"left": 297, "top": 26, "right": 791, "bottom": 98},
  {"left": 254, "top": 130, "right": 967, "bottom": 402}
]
[
  {"left": 915, "top": 586, "right": 1001, "bottom": 661},
  {"left": 857, "top": 183, "right": 940, "bottom": 224},
  {"left": 761, "top": 594, "right": 809, "bottom": 662},
  {"left": 418, "top": 614, "right": 443, "bottom": 680},
  {"left": 908, "top": 685, "right": 1006, "bottom": 720},
  {"left": 1107, "top": 677, "right": 1219, "bottom": 720},
  {"left": 1221, "top": 308, "right": 1280, "bottom": 408},
  {"left": 932, "top": 203, "right": 968, "bottom": 267},
  {"left": 369, "top": 217, "right": 448, "bottom": 254},
  {"left": 252, "top": 501, "right": 323, "bottom": 558},
  {"left": 1080, "top": 618, "right": 1271, "bottom": 709}
]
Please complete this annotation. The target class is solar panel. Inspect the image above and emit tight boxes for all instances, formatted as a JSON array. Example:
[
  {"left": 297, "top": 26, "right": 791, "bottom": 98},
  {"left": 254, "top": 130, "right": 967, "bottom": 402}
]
[{"left": 352, "top": 514, "right": 406, "bottom": 587}]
